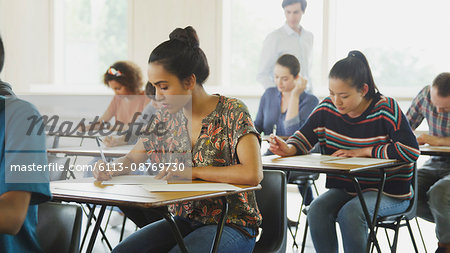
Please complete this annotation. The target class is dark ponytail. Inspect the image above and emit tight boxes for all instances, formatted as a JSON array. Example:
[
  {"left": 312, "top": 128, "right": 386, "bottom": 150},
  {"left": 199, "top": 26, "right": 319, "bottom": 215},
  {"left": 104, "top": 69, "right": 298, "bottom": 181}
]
[
  {"left": 148, "top": 26, "right": 210, "bottom": 85},
  {"left": 329, "top": 50, "right": 378, "bottom": 98}
]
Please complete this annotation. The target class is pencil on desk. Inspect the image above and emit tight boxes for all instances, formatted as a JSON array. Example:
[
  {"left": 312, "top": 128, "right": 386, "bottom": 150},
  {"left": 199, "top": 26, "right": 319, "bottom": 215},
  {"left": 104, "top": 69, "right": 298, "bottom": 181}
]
[{"left": 95, "top": 137, "right": 107, "bottom": 162}]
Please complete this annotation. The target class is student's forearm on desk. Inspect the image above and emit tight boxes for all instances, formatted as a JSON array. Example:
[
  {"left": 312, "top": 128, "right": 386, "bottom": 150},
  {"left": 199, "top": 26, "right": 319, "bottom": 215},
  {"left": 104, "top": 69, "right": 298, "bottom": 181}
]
[
  {"left": 194, "top": 134, "right": 263, "bottom": 186},
  {"left": 109, "top": 140, "right": 149, "bottom": 176},
  {"left": 0, "top": 191, "right": 31, "bottom": 235},
  {"left": 417, "top": 134, "right": 450, "bottom": 146},
  {"left": 433, "top": 136, "right": 450, "bottom": 146},
  {"left": 193, "top": 164, "right": 262, "bottom": 186}
]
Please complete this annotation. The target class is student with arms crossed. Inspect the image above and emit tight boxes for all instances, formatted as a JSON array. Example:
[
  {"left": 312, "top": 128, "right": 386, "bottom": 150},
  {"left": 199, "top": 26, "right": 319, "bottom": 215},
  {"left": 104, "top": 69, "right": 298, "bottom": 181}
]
[
  {"left": 406, "top": 72, "right": 450, "bottom": 253},
  {"left": 94, "top": 26, "right": 263, "bottom": 253},
  {"left": 0, "top": 34, "right": 51, "bottom": 253},
  {"left": 269, "top": 50, "right": 420, "bottom": 253},
  {"left": 257, "top": 0, "right": 313, "bottom": 90}
]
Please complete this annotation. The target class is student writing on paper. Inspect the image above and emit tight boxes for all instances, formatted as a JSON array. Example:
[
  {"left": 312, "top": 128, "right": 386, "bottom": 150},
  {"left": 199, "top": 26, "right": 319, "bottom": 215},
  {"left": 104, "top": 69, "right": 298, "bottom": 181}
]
[
  {"left": 0, "top": 35, "right": 51, "bottom": 253},
  {"left": 103, "top": 81, "right": 161, "bottom": 147},
  {"left": 269, "top": 50, "right": 420, "bottom": 253},
  {"left": 93, "top": 26, "right": 263, "bottom": 253},
  {"left": 79, "top": 61, "right": 150, "bottom": 132},
  {"left": 255, "top": 54, "right": 318, "bottom": 210},
  {"left": 406, "top": 73, "right": 450, "bottom": 253}
]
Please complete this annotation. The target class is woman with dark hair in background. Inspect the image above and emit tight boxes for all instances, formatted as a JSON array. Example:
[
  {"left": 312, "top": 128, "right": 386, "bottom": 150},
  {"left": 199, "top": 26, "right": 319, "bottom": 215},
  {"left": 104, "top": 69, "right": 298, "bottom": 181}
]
[
  {"left": 269, "top": 50, "right": 420, "bottom": 253},
  {"left": 255, "top": 53, "right": 318, "bottom": 211}
]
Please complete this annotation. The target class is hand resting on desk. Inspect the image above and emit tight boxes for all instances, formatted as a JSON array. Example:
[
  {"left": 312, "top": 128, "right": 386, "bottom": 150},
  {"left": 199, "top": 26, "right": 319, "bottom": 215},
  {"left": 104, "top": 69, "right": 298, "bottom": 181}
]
[
  {"left": 103, "top": 136, "right": 127, "bottom": 147},
  {"left": 330, "top": 147, "right": 373, "bottom": 157}
]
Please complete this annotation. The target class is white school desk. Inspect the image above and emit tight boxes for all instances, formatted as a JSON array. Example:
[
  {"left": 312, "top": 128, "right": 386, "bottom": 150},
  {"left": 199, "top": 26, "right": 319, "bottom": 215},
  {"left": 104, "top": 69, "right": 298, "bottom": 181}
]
[
  {"left": 262, "top": 154, "right": 406, "bottom": 253},
  {"left": 51, "top": 179, "right": 261, "bottom": 253},
  {"left": 419, "top": 145, "right": 450, "bottom": 157},
  {"left": 47, "top": 144, "right": 135, "bottom": 158}
]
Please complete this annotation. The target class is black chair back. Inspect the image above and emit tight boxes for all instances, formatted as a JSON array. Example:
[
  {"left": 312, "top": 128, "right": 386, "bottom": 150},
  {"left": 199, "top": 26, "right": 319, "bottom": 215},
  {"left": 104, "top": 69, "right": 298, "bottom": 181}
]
[
  {"left": 37, "top": 202, "right": 82, "bottom": 253},
  {"left": 253, "top": 170, "right": 287, "bottom": 253}
]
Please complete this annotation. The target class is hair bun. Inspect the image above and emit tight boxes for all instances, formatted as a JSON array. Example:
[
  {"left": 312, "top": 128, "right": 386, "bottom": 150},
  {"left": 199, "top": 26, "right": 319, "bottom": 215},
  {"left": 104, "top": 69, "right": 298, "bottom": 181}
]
[
  {"left": 169, "top": 26, "right": 200, "bottom": 48},
  {"left": 348, "top": 50, "right": 365, "bottom": 60}
]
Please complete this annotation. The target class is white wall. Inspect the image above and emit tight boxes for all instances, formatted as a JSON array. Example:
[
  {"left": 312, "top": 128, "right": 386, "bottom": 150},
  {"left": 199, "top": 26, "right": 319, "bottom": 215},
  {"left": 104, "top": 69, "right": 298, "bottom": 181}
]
[
  {"left": 0, "top": 0, "right": 52, "bottom": 92},
  {"left": 0, "top": 0, "right": 222, "bottom": 93},
  {"left": 130, "top": 0, "right": 221, "bottom": 88}
]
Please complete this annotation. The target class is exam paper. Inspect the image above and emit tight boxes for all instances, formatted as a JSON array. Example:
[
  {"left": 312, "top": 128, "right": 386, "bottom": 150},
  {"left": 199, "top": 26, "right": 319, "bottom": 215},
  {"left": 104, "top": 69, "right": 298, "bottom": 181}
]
[
  {"left": 101, "top": 175, "right": 167, "bottom": 185},
  {"left": 275, "top": 154, "right": 341, "bottom": 163},
  {"left": 322, "top": 157, "right": 397, "bottom": 166},
  {"left": 141, "top": 183, "right": 241, "bottom": 192},
  {"left": 420, "top": 145, "right": 450, "bottom": 150}
]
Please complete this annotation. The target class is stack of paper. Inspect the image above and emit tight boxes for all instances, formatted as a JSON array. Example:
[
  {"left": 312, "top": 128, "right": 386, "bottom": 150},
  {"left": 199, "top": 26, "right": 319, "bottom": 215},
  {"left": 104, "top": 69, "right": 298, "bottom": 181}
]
[
  {"left": 101, "top": 175, "right": 167, "bottom": 185},
  {"left": 140, "top": 183, "right": 241, "bottom": 192},
  {"left": 322, "top": 157, "right": 397, "bottom": 166}
]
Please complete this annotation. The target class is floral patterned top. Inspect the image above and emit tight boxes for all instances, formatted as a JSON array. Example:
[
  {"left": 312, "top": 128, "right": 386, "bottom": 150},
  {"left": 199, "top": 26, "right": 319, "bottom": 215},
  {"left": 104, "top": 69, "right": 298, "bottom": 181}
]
[{"left": 142, "top": 95, "right": 262, "bottom": 228}]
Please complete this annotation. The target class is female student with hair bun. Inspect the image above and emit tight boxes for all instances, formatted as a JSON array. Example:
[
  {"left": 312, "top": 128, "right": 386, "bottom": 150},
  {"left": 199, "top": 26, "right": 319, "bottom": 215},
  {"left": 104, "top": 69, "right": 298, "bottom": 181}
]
[
  {"left": 94, "top": 26, "right": 263, "bottom": 253},
  {"left": 269, "top": 50, "right": 420, "bottom": 253}
]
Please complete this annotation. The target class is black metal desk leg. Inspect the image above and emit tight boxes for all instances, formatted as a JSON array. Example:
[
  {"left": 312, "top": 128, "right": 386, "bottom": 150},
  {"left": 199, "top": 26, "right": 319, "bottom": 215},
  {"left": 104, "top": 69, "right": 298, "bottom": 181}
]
[
  {"left": 80, "top": 204, "right": 96, "bottom": 251},
  {"left": 86, "top": 205, "right": 107, "bottom": 253},
  {"left": 211, "top": 196, "right": 229, "bottom": 253},
  {"left": 155, "top": 208, "right": 189, "bottom": 253},
  {"left": 370, "top": 170, "right": 386, "bottom": 251},
  {"left": 351, "top": 176, "right": 382, "bottom": 253}
]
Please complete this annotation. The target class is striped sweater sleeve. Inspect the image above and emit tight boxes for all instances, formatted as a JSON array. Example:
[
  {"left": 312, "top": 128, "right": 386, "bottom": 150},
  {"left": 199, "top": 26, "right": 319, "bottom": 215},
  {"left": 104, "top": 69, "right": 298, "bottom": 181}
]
[
  {"left": 371, "top": 98, "right": 420, "bottom": 162},
  {"left": 286, "top": 106, "right": 321, "bottom": 155}
]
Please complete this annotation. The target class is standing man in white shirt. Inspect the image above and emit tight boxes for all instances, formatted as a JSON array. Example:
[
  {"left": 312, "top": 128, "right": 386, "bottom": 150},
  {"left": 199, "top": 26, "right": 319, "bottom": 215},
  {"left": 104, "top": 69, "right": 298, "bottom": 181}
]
[{"left": 257, "top": 0, "right": 313, "bottom": 91}]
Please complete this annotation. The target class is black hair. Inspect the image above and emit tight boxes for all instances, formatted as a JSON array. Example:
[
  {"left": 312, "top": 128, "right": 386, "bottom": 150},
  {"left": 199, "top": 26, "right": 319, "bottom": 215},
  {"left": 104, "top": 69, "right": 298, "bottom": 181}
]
[
  {"left": 0, "top": 34, "right": 4, "bottom": 73},
  {"left": 148, "top": 26, "right": 210, "bottom": 86},
  {"left": 432, "top": 72, "right": 450, "bottom": 97},
  {"left": 276, "top": 54, "right": 300, "bottom": 77},
  {"left": 103, "top": 61, "right": 143, "bottom": 94},
  {"left": 282, "top": 0, "right": 307, "bottom": 12},
  {"left": 329, "top": 50, "right": 379, "bottom": 99},
  {"left": 145, "top": 81, "right": 156, "bottom": 97}
]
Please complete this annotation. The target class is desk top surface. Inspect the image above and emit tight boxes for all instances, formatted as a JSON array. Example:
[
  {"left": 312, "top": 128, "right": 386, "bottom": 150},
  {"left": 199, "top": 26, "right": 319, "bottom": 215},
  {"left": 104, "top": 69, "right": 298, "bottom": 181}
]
[
  {"left": 419, "top": 145, "right": 450, "bottom": 157},
  {"left": 47, "top": 144, "right": 135, "bottom": 158},
  {"left": 262, "top": 154, "right": 404, "bottom": 173},
  {"left": 50, "top": 178, "right": 261, "bottom": 208}
]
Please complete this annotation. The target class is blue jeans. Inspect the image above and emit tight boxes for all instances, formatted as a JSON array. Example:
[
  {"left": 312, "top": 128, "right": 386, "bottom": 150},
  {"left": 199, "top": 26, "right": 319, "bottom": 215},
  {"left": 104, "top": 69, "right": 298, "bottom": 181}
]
[
  {"left": 307, "top": 188, "right": 410, "bottom": 253},
  {"left": 112, "top": 216, "right": 257, "bottom": 253},
  {"left": 417, "top": 157, "right": 450, "bottom": 243}
]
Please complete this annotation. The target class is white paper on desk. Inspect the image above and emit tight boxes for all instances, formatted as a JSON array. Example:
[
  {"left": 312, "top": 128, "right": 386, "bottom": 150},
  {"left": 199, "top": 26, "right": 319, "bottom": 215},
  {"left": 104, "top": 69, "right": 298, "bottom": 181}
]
[
  {"left": 420, "top": 145, "right": 450, "bottom": 150},
  {"left": 101, "top": 175, "right": 167, "bottom": 185},
  {"left": 140, "top": 183, "right": 241, "bottom": 192},
  {"left": 322, "top": 157, "right": 396, "bottom": 166},
  {"left": 280, "top": 154, "right": 341, "bottom": 162}
]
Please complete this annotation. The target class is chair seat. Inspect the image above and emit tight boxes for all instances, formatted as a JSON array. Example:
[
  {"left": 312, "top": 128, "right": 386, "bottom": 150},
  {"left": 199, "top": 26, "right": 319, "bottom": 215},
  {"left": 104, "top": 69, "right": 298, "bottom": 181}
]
[{"left": 288, "top": 172, "right": 319, "bottom": 184}]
